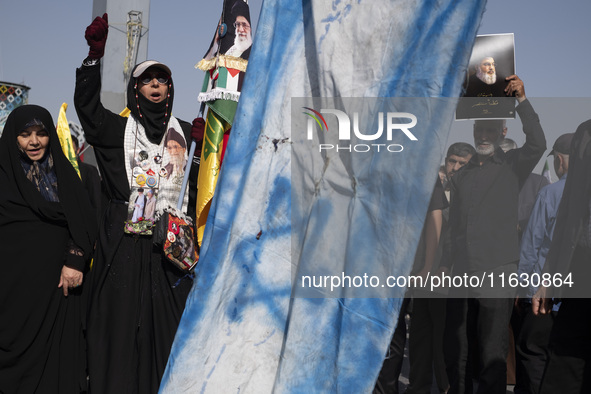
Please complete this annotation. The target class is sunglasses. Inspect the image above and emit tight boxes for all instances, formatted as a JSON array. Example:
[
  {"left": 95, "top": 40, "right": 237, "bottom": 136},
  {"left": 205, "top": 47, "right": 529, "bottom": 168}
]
[{"left": 139, "top": 73, "right": 169, "bottom": 85}]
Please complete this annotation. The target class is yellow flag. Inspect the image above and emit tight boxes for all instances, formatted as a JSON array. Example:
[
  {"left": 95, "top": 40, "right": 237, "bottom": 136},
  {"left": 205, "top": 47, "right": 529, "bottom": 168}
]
[
  {"left": 56, "top": 103, "right": 81, "bottom": 179},
  {"left": 120, "top": 107, "right": 131, "bottom": 117},
  {"left": 196, "top": 108, "right": 231, "bottom": 246}
]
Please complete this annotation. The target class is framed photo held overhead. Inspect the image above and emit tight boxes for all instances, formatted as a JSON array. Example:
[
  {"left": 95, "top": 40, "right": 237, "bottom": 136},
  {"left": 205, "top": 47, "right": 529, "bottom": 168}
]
[{"left": 456, "top": 33, "right": 516, "bottom": 120}]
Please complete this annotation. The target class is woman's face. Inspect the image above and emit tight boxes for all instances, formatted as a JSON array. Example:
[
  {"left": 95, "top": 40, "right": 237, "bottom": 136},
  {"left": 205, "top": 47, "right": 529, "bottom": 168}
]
[
  {"left": 17, "top": 124, "right": 49, "bottom": 161},
  {"left": 138, "top": 69, "right": 170, "bottom": 103}
]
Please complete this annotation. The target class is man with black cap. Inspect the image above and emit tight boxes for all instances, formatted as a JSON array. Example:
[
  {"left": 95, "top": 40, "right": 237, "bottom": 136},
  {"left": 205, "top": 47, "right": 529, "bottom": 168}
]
[
  {"left": 444, "top": 75, "right": 546, "bottom": 394},
  {"left": 74, "top": 13, "right": 201, "bottom": 393},
  {"left": 512, "top": 133, "right": 572, "bottom": 394}
]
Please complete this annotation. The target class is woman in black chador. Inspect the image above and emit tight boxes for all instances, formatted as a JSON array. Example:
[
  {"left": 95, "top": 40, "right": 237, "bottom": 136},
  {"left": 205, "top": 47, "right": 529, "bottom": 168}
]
[
  {"left": 0, "top": 105, "right": 97, "bottom": 393},
  {"left": 74, "top": 13, "right": 199, "bottom": 393}
]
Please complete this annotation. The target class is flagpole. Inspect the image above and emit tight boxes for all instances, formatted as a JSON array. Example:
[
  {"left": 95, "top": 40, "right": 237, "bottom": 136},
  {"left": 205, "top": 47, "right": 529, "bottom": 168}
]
[{"left": 177, "top": 102, "right": 206, "bottom": 211}]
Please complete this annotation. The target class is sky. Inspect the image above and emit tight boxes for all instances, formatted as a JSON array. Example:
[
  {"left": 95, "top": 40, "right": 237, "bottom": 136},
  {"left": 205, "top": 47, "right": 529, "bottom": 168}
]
[
  {"left": 1, "top": 0, "right": 590, "bottom": 175},
  {"left": 0, "top": 0, "right": 263, "bottom": 123}
]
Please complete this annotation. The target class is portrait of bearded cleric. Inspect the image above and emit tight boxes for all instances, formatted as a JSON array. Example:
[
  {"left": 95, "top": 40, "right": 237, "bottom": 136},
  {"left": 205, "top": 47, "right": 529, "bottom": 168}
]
[
  {"left": 457, "top": 33, "right": 516, "bottom": 120},
  {"left": 203, "top": 0, "right": 252, "bottom": 61}
]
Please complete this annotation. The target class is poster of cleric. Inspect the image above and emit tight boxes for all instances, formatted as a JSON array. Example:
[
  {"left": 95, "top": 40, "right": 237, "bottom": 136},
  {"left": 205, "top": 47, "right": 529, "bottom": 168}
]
[{"left": 456, "top": 33, "right": 516, "bottom": 120}]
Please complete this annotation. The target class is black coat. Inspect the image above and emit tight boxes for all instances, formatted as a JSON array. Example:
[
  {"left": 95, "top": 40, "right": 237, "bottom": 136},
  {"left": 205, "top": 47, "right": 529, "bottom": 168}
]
[
  {"left": 0, "top": 105, "right": 96, "bottom": 393},
  {"left": 544, "top": 119, "right": 591, "bottom": 298},
  {"left": 74, "top": 62, "right": 196, "bottom": 393}
]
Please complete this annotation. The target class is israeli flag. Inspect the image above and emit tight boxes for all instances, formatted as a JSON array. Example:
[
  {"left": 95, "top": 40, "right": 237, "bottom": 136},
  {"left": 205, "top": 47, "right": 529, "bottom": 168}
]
[{"left": 161, "top": 0, "right": 486, "bottom": 392}]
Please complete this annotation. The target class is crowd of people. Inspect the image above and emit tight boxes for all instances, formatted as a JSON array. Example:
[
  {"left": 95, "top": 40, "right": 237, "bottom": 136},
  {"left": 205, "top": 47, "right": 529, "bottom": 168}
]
[
  {"left": 1, "top": 11, "right": 590, "bottom": 394},
  {"left": 375, "top": 75, "right": 591, "bottom": 393}
]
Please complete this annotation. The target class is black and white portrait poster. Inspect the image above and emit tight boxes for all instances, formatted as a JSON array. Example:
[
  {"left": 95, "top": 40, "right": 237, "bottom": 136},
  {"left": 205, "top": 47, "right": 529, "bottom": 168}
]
[{"left": 456, "top": 33, "right": 516, "bottom": 120}]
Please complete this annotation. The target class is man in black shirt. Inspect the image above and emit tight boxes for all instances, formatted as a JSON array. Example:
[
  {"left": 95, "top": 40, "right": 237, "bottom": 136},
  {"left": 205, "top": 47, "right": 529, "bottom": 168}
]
[{"left": 444, "top": 75, "right": 546, "bottom": 393}]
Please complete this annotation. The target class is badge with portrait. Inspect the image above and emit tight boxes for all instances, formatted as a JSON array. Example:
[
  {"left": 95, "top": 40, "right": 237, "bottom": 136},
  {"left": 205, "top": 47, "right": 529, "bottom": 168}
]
[
  {"left": 124, "top": 186, "right": 158, "bottom": 235},
  {"left": 456, "top": 33, "right": 516, "bottom": 120},
  {"left": 160, "top": 213, "right": 199, "bottom": 271},
  {"left": 152, "top": 136, "right": 199, "bottom": 272},
  {"left": 123, "top": 146, "right": 161, "bottom": 235}
]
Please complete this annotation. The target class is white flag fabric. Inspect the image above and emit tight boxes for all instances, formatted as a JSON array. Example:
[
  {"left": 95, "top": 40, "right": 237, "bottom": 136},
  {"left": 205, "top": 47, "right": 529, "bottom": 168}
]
[{"left": 161, "top": 0, "right": 486, "bottom": 392}]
